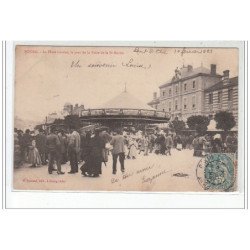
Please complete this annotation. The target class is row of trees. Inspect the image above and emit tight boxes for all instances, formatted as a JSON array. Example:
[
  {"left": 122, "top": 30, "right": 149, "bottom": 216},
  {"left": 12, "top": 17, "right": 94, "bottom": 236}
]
[
  {"left": 48, "top": 111, "right": 236, "bottom": 135},
  {"left": 169, "top": 111, "right": 236, "bottom": 134}
]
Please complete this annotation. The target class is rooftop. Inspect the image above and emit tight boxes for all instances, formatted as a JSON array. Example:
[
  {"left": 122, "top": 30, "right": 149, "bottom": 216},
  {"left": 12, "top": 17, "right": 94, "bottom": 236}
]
[
  {"left": 159, "top": 65, "right": 221, "bottom": 88},
  {"left": 205, "top": 76, "right": 238, "bottom": 92},
  {"left": 148, "top": 98, "right": 160, "bottom": 105},
  {"left": 97, "top": 90, "right": 155, "bottom": 110}
]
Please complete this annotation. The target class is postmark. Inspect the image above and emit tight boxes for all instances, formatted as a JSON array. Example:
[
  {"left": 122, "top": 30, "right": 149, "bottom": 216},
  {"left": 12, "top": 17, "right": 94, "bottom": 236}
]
[{"left": 196, "top": 153, "right": 236, "bottom": 191}]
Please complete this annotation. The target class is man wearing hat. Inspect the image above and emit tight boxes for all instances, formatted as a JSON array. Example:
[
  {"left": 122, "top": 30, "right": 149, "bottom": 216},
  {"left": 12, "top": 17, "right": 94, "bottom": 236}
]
[{"left": 46, "top": 127, "right": 64, "bottom": 174}]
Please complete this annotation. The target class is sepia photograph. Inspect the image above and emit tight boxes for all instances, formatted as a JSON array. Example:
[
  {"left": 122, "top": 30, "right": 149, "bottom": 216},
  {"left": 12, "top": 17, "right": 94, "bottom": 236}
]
[
  {"left": 13, "top": 44, "right": 240, "bottom": 192},
  {"left": 1, "top": 2, "right": 250, "bottom": 250}
]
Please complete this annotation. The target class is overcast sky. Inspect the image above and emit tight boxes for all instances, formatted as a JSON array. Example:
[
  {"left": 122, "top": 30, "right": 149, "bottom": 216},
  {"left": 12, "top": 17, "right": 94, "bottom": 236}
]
[{"left": 15, "top": 46, "right": 238, "bottom": 122}]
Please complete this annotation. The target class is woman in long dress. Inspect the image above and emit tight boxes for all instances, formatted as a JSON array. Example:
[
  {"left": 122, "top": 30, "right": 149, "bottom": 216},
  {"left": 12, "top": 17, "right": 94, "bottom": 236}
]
[
  {"left": 28, "top": 139, "right": 42, "bottom": 167},
  {"left": 128, "top": 138, "right": 138, "bottom": 159},
  {"left": 88, "top": 130, "right": 105, "bottom": 177}
]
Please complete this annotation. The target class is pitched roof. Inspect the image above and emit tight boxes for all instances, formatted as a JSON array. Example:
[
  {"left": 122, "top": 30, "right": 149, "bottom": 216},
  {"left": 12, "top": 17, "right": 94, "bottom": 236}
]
[
  {"left": 98, "top": 91, "right": 155, "bottom": 110},
  {"left": 148, "top": 98, "right": 160, "bottom": 105},
  {"left": 205, "top": 76, "right": 238, "bottom": 92},
  {"left": 159, "top": 66, "right": 221, "bottom": 88},
  {"left": 181, "top": 66, "right": 211, "bottom": 77}
]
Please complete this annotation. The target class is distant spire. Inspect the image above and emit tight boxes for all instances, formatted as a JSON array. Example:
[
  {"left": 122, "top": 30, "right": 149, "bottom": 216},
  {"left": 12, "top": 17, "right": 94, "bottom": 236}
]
[
  {"left": 201, "top": 61, "right": 203, "bottom": 67},
  {"left": 124, "top": 82, "right": 127, "bottom": 92}
]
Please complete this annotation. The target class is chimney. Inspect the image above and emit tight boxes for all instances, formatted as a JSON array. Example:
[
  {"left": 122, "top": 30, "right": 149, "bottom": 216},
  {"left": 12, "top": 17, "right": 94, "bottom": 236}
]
[
  {"left": 153, "top": 92, "right": 157, "bottom": 100},
  {"left": 223, "top": 70, "right": 229, "bottom": 79},
  {"left": 222, "top": 70, "right": 230, "bottom": 84},
  {"left": 187, "top": 65, "right": 193, "bottom": 72},
  {"left": 210, "top": 64, "right": 216, "bottom": 75}
]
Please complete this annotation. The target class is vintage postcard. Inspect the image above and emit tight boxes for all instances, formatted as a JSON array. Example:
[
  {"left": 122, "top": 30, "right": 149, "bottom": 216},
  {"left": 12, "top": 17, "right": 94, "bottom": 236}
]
[{"left": 12, "top": 42, "right": 243, "bottom": 194}]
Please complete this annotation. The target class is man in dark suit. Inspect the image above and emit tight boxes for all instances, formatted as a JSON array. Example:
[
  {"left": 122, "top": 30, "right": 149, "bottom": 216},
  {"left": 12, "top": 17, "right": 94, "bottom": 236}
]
[{"left": 46, "top": 127, "right": 64, "bottom": 174}]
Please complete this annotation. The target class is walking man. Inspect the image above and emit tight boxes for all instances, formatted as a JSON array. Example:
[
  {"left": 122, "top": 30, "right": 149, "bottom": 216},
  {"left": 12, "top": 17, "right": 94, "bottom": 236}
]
[
  {"left": 110, "top": 129, "right": 125, "bottom": 175},
  {"left": 46, "top": 127, "right": 64, "bottom": 174}
]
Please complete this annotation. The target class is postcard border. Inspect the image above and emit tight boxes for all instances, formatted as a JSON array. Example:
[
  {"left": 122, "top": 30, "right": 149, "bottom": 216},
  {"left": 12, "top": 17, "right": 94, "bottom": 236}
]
[{"left": 2, "top": 40, "right": 248, "bottom": 209}]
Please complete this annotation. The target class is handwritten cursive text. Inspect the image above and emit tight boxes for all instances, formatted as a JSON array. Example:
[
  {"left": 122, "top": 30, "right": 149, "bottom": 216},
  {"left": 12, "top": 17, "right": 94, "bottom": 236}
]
[{"left": 122, "top": 58, "right": 151, "bottom": 69}]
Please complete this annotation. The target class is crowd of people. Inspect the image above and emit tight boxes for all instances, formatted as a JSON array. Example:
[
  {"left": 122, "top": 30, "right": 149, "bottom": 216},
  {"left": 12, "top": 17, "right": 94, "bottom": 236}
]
[
  {"left": 122, "top": 130, "right": 238, "bottom": 158},
  {"left": 14, "top": 126, "right": 238, "bottom": 177}
]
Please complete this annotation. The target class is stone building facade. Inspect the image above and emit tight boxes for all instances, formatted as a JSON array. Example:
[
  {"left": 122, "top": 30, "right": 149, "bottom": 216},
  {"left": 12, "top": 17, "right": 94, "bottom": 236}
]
[
  {"left": 204, "top": 72, "right": 238, "bottom": 124},
  {"left": 148, "top": 64, "right": 238, "bottom": 123}
]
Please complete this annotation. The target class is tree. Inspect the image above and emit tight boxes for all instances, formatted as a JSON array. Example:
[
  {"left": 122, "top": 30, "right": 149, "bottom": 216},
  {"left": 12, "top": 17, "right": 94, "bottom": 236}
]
[
  {"left": 169, "top": 118, "right": 186, "bottom": 134},
  {"left": 214, "top": 111, "right": 236, "bottom": 132},
  {"left": 186, "top": 115, "right": 210, "bottom": 134},
  {"left": 34, "top": 124, "right": 43, "bottom": 130},
  {"left": 53, "top": 118, "right": 65, "bottom": 125},
  {"left": 64, "top": 115, "right": 81, "bottom": 130}
]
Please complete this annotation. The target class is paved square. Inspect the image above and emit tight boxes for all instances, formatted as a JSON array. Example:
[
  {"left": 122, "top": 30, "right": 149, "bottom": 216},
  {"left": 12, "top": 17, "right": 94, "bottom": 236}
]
[{"left": 13, "top": 149, "right": 204, "bottom": 192}]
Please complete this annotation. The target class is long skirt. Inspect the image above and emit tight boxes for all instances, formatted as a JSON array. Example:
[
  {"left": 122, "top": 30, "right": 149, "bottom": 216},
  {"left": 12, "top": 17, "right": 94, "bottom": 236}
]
[
  {"left": 28, "top": 147, "right": 42, "bottom": 166},
  {"left": 129, "top": 145, "right": 137, "bottom": 158}
]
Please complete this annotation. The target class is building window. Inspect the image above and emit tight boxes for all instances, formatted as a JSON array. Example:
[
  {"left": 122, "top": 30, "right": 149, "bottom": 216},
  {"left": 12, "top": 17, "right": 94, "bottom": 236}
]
[
  {"left": 162, "top": 91, "right": 165, "bottom": 97},
  {"left": 218, "top": 91, "right": 222, "bottom": 103},
  {"left": 209, "top": 93, "right": 213, "bottom": 104},
  {"left": 184, "top": 83, "right": 187, "bottom": 91},
  {"left": 228, "top": 89, "right": 233, "bottom": 101},
  {"left": 175, "top": 85, "right": 178, "bottom": 93},
  {"left": 183, "top": 98, "right": 187, "bottom": 110},
  {"left": 169, "top": 88, "right": 172, "bottom": 96},
  {"left": 193, "top": 81, "right": 196, "bottom": 89},
  {"left": 192, "top": 96, "right": 196, "bottom": 109},
  {"left": 175, "top": 100, "right": 178, "bottom": 110},
  {"left": 163, "top": 109, "right": 165, "bottom": 112},
  {"left": 169, "top": 102, "right": 171, "bottom": 112}
]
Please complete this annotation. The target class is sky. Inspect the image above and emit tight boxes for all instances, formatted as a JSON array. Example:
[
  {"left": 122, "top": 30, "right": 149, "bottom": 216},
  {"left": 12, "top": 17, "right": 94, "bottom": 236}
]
[{"left": 15, "top": 46, "right": 239, "bottom": 122}]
